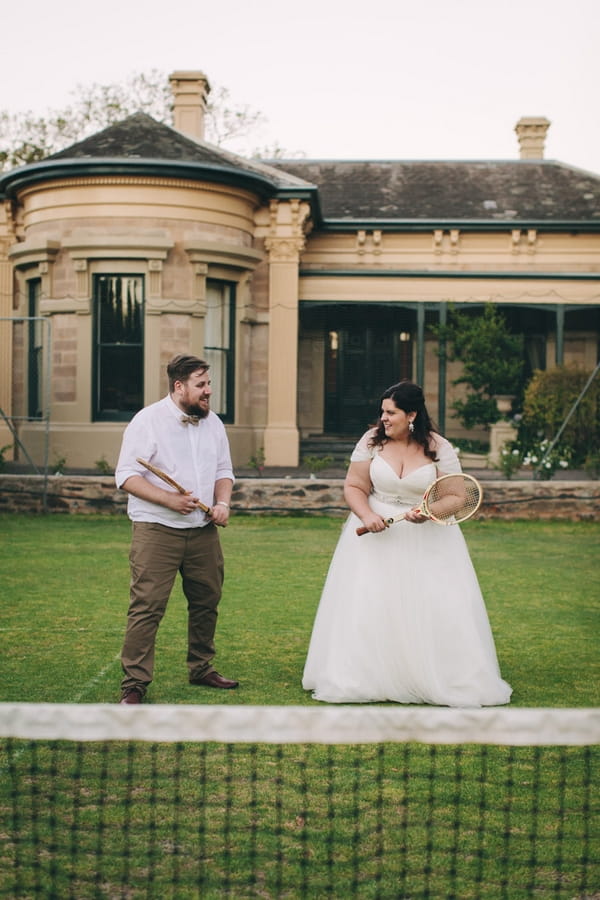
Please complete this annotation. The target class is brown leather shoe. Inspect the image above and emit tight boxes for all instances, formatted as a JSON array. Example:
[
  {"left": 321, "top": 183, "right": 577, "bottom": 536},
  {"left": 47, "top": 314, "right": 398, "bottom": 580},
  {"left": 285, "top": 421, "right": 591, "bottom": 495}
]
[
  {"left": 120, "top": 688, "right": 143, "bottom": 704},
  {"left": 190, "top": 671, "right": 239, "bottom": 689}
]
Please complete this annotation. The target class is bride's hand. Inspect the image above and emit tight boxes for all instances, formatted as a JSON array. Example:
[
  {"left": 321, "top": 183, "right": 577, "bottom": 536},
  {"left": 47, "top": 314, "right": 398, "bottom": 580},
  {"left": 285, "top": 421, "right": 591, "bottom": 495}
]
[
  {"left": 404, "top": 506, "right": 428, "bottom": 524},
  {"left": 360, "top": 512, "right": 387, "bottom": 533}
]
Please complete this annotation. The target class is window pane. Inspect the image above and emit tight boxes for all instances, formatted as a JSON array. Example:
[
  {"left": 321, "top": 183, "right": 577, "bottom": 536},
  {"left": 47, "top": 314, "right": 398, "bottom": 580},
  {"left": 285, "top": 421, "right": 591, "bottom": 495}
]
[
  {"left": 98, "top": 276, "right": 142, "bottom": 343},
  {"left": 204, "top": 348, "right": 227, "bottom": 414},
  {"left": 98, "top": 346, "right": 144, "bottom": 415},
  {"left": 28, "top": 280, "right": 43, "bottom": 419},
  {"left": 205, "top": 283, "right": 228, "bottom": 349},
  {"left": 94, "top": 275, "right": 144, "bottom": 421},
  {"left": 205, "top": 281, "right": 234, "bottom": 421}
]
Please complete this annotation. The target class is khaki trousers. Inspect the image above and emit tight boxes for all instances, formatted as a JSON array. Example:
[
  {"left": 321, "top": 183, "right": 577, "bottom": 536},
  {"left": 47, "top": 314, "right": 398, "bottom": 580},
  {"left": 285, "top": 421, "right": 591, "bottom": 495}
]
[{"left": 120, "top": 521, "right": 224, "bottom": 695}]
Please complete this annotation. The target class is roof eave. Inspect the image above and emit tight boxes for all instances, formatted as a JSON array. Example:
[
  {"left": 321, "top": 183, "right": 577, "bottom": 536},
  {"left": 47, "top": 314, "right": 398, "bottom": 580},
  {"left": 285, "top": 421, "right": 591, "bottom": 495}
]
[
  {"left": 0, "top": 157, "right": 323, "bottom": 221},
  {"left": 0, "top": 157, "right": 282, "bottom": 201},
  {"left": 320, "top": 217, "right": 600, "bottom": 232},
  {"left": 274, "top": 185, "right": 324, "bottom": 226}
]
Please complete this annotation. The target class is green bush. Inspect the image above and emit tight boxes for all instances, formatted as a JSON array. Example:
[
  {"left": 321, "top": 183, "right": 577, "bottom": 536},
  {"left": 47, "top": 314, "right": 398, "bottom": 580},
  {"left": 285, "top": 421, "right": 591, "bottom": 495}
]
[
  {"left": 0, "top": 444, "right": 12, "bottom": 472},
  {"left": 451, "top": 437, "right": 489, "bottom": 454},
  {"left": 436, "top": 304, "right": 525, "bottom": 429},
  {"left": 518, "top": 365, "right": 600, "bottom": 467},
  {"left": 95, "top": 455, "right": 113, "bottom": 475},
  {"left": 584, "top": 449, "right": 600, "bottom": 479},
  {"left": 495, "top": 444, "right": 524, "bottom": 480},
  {"left": 302, "top": 455, "right": 334, "bottom": 474}
]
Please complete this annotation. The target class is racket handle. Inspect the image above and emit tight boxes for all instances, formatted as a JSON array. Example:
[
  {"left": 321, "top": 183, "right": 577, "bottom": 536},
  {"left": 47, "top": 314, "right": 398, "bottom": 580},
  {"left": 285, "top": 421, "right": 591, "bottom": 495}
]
[{"left": 356, "top": 512, "right": 408, "bottom": 536}]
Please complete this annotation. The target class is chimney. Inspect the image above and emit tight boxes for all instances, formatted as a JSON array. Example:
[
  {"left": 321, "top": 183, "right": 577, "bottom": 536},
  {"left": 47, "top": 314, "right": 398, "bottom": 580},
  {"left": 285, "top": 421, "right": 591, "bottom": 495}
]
[
  {"left": 515, "top": 116, "right": 551, "bottom": 159},
  {"left": 169, "top": 70, "right": 211, "bottom": 140}
]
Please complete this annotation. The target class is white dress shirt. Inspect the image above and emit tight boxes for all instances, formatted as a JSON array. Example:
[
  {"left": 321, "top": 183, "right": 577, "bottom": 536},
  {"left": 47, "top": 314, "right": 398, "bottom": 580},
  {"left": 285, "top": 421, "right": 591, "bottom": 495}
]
[{"left": 115, "top": 396, "right": 235, "bottom": 528}]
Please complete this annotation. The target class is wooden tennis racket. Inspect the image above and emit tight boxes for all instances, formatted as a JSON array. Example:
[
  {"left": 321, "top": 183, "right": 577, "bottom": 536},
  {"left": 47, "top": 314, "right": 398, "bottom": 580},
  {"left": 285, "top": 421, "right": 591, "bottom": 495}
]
[
  {"left": 136, "top": 458, "right": 212, "bottom": 515},
  {"left": 356, "top": 473, "right": 483, "bottom": 536}
]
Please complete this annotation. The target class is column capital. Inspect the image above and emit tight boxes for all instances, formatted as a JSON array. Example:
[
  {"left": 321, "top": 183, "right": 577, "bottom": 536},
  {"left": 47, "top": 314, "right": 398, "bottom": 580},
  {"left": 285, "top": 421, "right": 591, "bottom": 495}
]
[
  {"left": 264, "top": 235, "right": 306, "bottom": 262},
  {"left": 257, "top": 198, "right": 311, "bottom": 262}
]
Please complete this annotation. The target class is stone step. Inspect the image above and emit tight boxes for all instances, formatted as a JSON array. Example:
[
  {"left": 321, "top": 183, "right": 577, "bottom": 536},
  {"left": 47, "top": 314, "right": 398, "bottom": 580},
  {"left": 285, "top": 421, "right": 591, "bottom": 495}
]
[{"left": 300, "top": 437, "right": 355, "bottom": 465}]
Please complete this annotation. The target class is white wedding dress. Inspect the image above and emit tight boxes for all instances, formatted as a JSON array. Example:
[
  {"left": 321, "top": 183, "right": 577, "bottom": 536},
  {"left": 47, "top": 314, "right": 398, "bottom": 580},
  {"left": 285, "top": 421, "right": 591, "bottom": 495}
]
[{"left": 303, "top": 445, "right": 512, "bottom": 708}]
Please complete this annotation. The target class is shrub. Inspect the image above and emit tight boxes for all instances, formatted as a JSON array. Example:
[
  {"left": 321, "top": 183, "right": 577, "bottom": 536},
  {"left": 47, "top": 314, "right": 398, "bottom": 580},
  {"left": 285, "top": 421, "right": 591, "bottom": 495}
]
[
  {"left": 436, "top": 304, "right": 525, "bottom": 429},
  {"left": 584, "top": 450, "right": 600, "bottom": 479},
  {"left": 521, "top": 438, "right": 572, "bottom": 480},
  {"left": 95, "top": 456, "right": 113, "bottom": 475},
  {"left": 302, "top": 455, "right": 334, "bottom": 475},
  {"left": 247, "top": 447, "right": 265, "bottom": 477},
  {"left": 0, "top": 444, "right": 12, "bottom": 472},
  {"left": 53, "top": 454, "right": 67, "bottom": 475},
  {"left": 451, "top": 437, "right": 490, "bottom": 455},
  {"left": 519, "top": 365, "right": 600, "bottom": 467},
  {"left": 495, "top": 443, "right": 524, "bottom": 480}
]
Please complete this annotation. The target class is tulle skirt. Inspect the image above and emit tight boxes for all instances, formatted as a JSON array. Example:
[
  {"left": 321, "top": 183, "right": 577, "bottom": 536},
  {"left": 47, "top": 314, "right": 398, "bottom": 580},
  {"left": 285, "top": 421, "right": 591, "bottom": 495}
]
[{"left": 302, "top": 509, "right": 512, "bottom": 708}]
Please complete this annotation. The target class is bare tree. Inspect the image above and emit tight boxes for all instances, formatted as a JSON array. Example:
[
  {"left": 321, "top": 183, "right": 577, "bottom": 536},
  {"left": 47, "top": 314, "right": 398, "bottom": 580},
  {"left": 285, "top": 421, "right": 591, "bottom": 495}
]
[{"left": 0, "top": 69, "right": 294, "bottom": 171}]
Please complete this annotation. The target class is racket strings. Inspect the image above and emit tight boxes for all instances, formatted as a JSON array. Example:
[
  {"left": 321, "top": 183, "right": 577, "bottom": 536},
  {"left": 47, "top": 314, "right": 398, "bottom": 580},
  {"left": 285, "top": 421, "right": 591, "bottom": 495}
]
[{"left": 423, "top": 476, "right": 482, "bottom": 523}]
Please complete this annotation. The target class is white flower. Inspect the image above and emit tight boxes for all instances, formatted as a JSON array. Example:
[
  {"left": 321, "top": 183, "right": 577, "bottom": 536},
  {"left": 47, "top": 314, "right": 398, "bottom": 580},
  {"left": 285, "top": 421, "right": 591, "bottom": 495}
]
[{"left": 559, "top": 460, "right": 569, "bottom": 468}]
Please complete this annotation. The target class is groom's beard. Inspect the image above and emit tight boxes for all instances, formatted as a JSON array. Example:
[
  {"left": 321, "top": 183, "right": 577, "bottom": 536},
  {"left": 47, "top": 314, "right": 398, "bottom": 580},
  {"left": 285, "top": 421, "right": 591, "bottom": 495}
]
[{"left": 181, "top": 400, "right": 210, "bottom": 419}]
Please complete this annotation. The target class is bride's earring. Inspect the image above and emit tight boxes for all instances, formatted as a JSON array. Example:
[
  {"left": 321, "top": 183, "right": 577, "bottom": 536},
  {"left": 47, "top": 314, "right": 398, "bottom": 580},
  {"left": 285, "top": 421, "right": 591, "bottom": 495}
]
[{"left": 409, "top": 420, "right": 415, "bottom": 433}]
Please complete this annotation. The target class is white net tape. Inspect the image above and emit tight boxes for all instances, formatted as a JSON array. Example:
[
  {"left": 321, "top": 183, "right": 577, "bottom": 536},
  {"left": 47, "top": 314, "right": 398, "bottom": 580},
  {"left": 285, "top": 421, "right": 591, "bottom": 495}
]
[{"left": 1, "top": 703, "right": 598, "bottom": 745}]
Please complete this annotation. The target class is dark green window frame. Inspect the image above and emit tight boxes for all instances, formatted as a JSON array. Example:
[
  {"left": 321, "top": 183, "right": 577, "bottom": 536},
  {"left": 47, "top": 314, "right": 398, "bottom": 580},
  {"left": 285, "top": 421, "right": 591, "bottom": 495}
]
[
  {"left": 27, "top": 279, "right": 43, "bottom": 419},
  {"left": 204, "top": 279, "right": 235, "bottom": 423}
]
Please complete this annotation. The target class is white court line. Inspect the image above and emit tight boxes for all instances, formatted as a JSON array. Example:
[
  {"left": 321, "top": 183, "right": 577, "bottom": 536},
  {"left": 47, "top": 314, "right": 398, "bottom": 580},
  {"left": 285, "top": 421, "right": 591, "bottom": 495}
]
[
  {"left": 1, "top": 641, "right": 125, "bottom": 775},
  {"left": 70, "top": 652, "right": 121, "bottom": 703},
  {"left": 0, "top": 653, "right": 114, "bottom": 773},
  {"left": 0, "top": 653, "right": 121, "bottom": 772}
]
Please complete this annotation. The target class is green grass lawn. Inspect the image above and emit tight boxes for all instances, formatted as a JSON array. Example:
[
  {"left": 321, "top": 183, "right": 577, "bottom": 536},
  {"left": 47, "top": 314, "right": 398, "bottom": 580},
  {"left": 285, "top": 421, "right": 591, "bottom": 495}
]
[
  {"left": 1, "top": 515, "right": 598, "bottom": 898},
  {"left": 1, "top": 514, "right": 598, "bottom": 706}
]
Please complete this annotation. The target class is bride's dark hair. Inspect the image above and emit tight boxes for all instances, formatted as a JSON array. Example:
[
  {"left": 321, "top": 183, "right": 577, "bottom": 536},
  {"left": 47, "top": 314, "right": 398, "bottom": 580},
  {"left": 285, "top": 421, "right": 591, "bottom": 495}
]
[{"left": 368, "top": 381, "right": 439, "bottom": 462}]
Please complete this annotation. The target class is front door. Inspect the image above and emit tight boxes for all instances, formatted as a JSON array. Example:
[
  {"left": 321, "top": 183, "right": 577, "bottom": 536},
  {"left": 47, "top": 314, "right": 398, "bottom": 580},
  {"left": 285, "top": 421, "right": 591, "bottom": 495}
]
[{"left": 325, "top": 326, "right": 412, "bottom": 434}]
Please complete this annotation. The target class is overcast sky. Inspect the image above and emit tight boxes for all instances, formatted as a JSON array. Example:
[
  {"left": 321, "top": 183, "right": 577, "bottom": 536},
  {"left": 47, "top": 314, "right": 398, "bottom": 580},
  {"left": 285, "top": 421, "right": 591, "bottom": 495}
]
[{"left": 2, "top": 0, "right": 598, "bottom": 172}]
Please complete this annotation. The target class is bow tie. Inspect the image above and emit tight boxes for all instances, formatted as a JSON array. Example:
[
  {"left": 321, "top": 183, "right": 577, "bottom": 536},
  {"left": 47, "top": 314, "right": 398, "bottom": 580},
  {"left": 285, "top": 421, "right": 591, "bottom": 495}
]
[{"left": 181, "top": 415, "right": 200, "bottom": 426}]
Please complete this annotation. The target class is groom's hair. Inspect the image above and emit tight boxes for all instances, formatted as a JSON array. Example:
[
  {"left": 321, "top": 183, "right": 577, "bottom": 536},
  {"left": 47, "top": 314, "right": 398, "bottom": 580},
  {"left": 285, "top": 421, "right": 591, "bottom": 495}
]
[{"left": 167, "top": 355, "right": 210, "bottom": 392}]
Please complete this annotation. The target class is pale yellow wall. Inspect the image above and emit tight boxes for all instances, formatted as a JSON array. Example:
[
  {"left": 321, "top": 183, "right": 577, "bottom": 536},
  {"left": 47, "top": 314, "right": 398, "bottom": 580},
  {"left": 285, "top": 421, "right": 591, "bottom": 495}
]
[
  {"left": 6, "top": 176, "right": 268, "bottom": 468},
  {"left": 17, "top": 178, "right": 259, "bottom": 236},
  {"left": 299, "top": 230, "right": 600, "bottom": 274},
  {"left": 4, "top": 170, "right": 599, "bottom": 471},
  {"left": 299, "top": 272, "right": 600, "bottom": 311},
  {"left": 295, "top": 228, "right": 600, "bottom": 448},
  {"left": 255, "top": 198, "right": 311, "bottom": 466}
]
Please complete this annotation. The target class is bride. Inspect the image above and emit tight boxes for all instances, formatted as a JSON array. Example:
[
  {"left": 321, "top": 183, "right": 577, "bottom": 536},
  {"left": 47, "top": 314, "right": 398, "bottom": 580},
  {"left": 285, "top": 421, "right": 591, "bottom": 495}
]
[{"left": 302, "top": 381, "right": 512, "bottom": 708}]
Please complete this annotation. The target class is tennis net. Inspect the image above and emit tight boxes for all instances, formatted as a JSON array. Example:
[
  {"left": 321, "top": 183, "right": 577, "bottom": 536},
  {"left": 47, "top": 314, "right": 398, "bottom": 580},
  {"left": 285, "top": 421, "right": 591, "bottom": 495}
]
[{"left": 1, "top": 704, "right": 598, "bottom": 899}]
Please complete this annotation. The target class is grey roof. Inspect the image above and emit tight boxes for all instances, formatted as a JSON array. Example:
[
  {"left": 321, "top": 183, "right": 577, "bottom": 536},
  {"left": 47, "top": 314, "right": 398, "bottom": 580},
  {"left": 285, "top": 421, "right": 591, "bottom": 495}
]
[
  {"left": 0, "top": 113, "right": 315, "bottom": 199},
  {"left": 46, "top": 112, "right": 313, "bottom": 191},
  {"left": 265, "top": 159, "right": 600, "bottom": 224},
  {"left": 3, "top": 112, "right": 600, "bottom": 228}
]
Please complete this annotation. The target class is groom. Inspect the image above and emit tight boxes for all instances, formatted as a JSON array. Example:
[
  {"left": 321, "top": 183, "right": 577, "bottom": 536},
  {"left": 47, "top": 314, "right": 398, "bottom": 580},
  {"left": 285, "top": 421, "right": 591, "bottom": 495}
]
[{"left": 114, "top": 354, "right": 238, "bottom": 704}]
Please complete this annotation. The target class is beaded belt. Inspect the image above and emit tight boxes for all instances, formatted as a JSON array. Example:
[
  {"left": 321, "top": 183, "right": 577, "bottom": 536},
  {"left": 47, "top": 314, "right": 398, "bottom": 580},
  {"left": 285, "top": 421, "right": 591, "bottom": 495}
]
[{"left": 372, "top": 490, "right": 410, "bottom": 505}]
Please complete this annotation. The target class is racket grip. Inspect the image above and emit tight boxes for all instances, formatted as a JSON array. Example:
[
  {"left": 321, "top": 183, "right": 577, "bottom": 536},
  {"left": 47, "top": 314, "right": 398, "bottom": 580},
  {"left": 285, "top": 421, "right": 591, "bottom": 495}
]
[{"left": 356, "top": 513, "right": 406, "bottom": 535}]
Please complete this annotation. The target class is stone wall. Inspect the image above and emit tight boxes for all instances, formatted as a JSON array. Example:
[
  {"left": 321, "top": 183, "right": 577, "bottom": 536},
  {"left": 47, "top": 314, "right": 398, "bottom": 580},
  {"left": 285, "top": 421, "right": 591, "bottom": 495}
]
[{"left": 0, "top": 475, "right": 598, "bottom": 520}]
